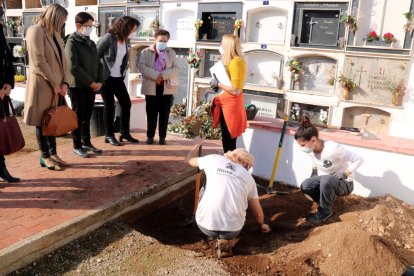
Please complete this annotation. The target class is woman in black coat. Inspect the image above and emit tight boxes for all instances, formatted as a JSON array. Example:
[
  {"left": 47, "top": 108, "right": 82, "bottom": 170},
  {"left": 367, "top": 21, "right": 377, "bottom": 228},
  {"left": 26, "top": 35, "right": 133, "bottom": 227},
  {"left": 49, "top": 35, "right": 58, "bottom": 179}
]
[{"left": 0, "top": 6, "right": 20, "bottom": 183}]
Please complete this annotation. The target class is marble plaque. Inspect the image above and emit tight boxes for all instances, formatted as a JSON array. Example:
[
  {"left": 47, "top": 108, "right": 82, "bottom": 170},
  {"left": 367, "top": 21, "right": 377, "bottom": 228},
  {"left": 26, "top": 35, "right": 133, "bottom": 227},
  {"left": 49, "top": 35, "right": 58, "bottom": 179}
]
[
  {"left": 343, "top": 56, "right": 408, "bottom": 105},
  {"left": 244, "top": 93, "right": 278, "bottom": 118},
  {"left": 163, "top": 9, "right": 195, "bottom": 41},
  {"left": 300, "top": 57, "right": 336, "bottom": 93},
  {"left": 202, "top": 49, "right": 220, "bottom": 78},
  {"left": 342, "top": 106, "right": 390, "bottom": 135},
  {"left": 247, "top": 8, "right": 287, "bottom": 44},
  {"left": 245, "top": 51, "right": 282, "bottom": 87},
  {"left": 290, "top": 102, "right": 329, "bottom": 125},
  {"left": 172, "top": 48, "right": 189, "bottom": 105}
]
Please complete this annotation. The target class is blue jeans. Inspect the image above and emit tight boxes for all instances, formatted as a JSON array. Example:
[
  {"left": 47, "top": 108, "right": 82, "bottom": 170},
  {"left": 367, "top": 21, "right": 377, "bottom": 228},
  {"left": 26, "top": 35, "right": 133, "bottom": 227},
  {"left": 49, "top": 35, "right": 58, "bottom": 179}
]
[{"left": 197, "top": 224, "right": 241, "bottom": 240}]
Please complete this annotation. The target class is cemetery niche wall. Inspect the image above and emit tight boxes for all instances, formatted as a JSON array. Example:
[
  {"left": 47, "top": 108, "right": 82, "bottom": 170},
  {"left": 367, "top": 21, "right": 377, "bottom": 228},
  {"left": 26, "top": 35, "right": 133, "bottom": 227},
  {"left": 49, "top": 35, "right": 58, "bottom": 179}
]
[
  {"left": 290, "top": 102, "right": 329, "bottom": 126},
  {"left": 197, "top": 2, "right": 242, "bottom": 41},
  {"left": 128, "top": 7, "right": 159, "bottom": 39},
  {"left": 297, "top": 56, "right": 336, "bottom": 93},
  {"left": 341, "top": 106, "right": 390, "bottom": 135},
  {"left": 246, "top": 7, "right": 288, "bottom": 45},
  {"left": 343, "top": 56, "right": 408, "bottom": 106},
  {"left": 244, "top": 50, "right": 283, "bottom": 88},
  {"left": 292, "top": 2, "right": 348, "bottom": 49}
]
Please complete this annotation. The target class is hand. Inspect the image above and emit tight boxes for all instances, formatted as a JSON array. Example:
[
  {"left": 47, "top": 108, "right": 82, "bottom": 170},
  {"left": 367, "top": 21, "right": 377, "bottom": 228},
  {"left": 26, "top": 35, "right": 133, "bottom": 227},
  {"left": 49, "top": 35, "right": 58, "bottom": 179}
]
[
  {"left": 156, "top": 74, "right": 163, "bottom": 84},
  {"left": 3, "top": 84, "right": 12, "bottom": 96},
  {"left": 90, "top": 82, "right": 99, "bottom": 91},
  {"left": 260, "top": 224, "right": 271, "bottom": 234},
  {"left": 53, "top": 86, "right": 62, "bottom": 95},
  {"left": 210, "top": 74, "right": 219, "bottom": 92}
]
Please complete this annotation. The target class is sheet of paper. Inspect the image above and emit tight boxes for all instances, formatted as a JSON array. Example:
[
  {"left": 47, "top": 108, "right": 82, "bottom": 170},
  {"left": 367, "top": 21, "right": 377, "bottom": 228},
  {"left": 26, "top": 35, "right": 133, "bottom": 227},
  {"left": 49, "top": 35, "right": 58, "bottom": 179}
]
[{"left": 209, "top": 61, "right": 232, "bottom": 93}]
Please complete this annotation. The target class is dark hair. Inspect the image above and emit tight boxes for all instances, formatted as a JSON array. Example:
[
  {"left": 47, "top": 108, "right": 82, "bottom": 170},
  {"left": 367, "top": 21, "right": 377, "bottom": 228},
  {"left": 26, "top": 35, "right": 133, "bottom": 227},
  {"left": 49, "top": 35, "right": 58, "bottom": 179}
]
[
  {"left": 109, "top": 16, "right": 140, "bottom": 41},
  {"left": 154, "top": 29, "right": 170, "bottom": 39},
  {"left": 294, "top": 116, "right": 319, "bottom": 141},
  {"left": 75, "top": 12, "right": 94, "bottom": 25}
]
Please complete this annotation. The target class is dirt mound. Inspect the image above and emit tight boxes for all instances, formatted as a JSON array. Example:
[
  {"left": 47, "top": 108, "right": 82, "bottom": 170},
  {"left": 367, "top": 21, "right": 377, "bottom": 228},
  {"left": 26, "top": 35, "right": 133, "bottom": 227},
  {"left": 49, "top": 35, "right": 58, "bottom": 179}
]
[{"left": 132, "top": 187, "right": 414, "bottom": 276}]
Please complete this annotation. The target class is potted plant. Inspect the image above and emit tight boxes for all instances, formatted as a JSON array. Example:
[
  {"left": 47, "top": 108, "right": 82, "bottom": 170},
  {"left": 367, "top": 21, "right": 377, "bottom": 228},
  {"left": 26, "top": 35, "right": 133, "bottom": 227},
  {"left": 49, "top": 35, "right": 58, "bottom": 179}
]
[
  {"left": 149, "top": 18, "right": 160, "bottom": 34},
  {"left": 5, "top": 19, "right": 16, "bottom": 37},
  {"left": 403, "top": 12, "right": 414, "bottom": 34},
  {"left": 233, "top": 19, "right": 242, "bottom": 36},
  {"left": 338, "top": 74, "right": 358, "bottom": 100},
  {"left": 340, "top": 15, "right": 358, "bottom": 34},
  {"left": 286, "top": 58, "right": 303, "bottom": 90},
  {"left": 194, "top": 19, "right": 203, "bottom": 40},
  {"left": 386, "top": 79, "right": 406, "bottom": 106},
  {"left": 383, "top": 32, "right": 396, "bottom": 44},
  {"left": 366, "top": 31, "right": 379, "bottom": 42}
]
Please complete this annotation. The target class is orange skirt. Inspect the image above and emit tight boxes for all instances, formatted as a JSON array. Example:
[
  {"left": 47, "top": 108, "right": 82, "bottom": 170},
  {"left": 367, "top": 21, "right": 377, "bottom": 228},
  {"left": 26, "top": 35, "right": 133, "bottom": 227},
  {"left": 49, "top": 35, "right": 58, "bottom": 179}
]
[{"left": 211, "top": 93, "right": 247, "bottom": 139}]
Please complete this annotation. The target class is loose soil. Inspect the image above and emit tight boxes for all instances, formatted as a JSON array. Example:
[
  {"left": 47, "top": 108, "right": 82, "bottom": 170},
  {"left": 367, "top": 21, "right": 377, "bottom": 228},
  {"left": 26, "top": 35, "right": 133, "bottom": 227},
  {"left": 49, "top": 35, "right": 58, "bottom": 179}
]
[{"left": 11, "top": 181, "right": 414, "bottom": 276}]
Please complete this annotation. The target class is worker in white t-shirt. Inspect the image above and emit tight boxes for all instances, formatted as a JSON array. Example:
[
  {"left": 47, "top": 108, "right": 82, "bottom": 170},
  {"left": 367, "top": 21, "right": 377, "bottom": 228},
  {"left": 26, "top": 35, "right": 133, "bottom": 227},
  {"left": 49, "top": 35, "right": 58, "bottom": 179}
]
[
  {"left": 294, "top": 116, "right": 363, "bottom": 224},
  {"left": 186, "top": 138, "right": 270, "bottom": 258}
]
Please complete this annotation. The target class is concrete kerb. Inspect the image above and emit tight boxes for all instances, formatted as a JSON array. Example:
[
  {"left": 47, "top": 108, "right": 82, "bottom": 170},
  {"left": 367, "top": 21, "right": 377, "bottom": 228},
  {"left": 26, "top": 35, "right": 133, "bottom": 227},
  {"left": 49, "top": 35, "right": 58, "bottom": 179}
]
[{"left": 0, "top": 168, "right": 198, "bottom": 276}]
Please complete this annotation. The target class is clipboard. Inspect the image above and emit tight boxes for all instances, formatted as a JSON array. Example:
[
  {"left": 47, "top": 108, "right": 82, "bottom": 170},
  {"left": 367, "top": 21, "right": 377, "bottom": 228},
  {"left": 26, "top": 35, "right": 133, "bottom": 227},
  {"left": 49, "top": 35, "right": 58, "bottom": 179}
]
[{"left": 209, "top": 61, "right": 232, "bottom": 93}]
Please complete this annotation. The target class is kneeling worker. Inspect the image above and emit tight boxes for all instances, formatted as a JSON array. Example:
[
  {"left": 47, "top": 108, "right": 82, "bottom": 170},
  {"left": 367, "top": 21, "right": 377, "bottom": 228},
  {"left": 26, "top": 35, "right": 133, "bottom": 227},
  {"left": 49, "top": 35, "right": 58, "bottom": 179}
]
[
  {"left": 186, "top": 138, "right": 270, "bottom": 258},
  {"left": 294, "top": 117, "right": 363, "bottom": 224}
]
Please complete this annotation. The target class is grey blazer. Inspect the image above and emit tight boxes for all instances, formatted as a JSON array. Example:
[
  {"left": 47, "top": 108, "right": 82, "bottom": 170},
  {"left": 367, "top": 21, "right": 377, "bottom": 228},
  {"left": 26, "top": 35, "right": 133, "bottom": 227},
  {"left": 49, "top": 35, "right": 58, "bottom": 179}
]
[{"left": 96, "top": 33, "right": 130, "bottom": 81}]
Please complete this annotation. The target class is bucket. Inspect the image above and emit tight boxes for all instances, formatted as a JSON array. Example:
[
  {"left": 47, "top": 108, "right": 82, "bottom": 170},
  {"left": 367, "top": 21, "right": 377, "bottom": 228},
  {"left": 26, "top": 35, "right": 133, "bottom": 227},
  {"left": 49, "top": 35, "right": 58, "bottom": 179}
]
[{"left": 245, "top": 104, "right": 259, "bottom": 120}]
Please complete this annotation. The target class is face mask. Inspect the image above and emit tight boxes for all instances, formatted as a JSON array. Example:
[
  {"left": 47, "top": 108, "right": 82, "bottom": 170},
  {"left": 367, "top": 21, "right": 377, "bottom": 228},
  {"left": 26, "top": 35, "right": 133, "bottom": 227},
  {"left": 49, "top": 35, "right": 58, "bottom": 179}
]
[
  {"left": 218, "top": 46, "right": 224, "bottom": 55},
  {"left": 156, "top": 42, "right": 167, "bottom": 51},
  {"left": 301, "top": 146, "right": 312, "bottom": 153},
  {"left": 80, "top": 26, "right": 93, "bottom": 37}
]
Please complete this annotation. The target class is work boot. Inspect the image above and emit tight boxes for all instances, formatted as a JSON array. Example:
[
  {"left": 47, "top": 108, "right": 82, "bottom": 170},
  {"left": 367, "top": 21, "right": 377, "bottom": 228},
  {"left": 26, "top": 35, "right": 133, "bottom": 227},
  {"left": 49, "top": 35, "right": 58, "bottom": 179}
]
[
  {"left": 216, "top": 239, "right": 232, "bottom": 258},
  {"left": 308, "top": 209, "right": 333, "bottom": 224}
]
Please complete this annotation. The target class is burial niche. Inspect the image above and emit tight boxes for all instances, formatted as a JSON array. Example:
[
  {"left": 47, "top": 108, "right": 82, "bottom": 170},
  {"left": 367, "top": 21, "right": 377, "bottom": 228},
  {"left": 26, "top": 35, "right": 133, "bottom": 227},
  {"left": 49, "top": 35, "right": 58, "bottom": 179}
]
[{"left": 342, "top": 106, "right": 390, "bottom": 135}]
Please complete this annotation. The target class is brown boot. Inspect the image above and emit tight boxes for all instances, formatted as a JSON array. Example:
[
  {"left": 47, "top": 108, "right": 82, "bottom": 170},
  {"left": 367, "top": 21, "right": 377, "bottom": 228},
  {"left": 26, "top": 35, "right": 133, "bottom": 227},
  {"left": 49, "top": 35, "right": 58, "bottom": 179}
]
[{"left": 217, "top": 239, "right": 232, "bottom": 258}]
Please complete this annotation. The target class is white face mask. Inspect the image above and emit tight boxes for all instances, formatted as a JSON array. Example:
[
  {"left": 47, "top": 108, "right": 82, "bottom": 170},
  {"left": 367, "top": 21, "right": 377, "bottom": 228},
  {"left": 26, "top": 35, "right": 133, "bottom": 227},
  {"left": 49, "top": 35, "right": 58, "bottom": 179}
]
[
  {"left": 301, "top": 146, "right": 312, "bottom": 153},
  {"left": 80, "top": 26, "right": 93, "bottom": 37},
  {"left": 218, "top": 46, "right": 224, "bottom": 55}
]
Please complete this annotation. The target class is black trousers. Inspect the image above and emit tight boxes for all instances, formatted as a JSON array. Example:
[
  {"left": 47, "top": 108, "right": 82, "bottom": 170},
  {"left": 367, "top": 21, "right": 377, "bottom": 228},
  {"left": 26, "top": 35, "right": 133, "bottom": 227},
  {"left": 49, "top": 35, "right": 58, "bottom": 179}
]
[
  {"left": 69, "top": 88, "right": 95, "bottom": 149},
  {"left": 0, "top": 155, "right": 5, "bottom": 169},
  {"left": 220, "top": 109, "right": 237, "bottom": 153},
  {"left": 145, "top": 85, "right": 173, "bottom": 139},
  {"left": 36, "top": 126, "right": 57, "bottom": 158},
  {"left": 100, "top": 76, "right": 131, "bottom": 137}
]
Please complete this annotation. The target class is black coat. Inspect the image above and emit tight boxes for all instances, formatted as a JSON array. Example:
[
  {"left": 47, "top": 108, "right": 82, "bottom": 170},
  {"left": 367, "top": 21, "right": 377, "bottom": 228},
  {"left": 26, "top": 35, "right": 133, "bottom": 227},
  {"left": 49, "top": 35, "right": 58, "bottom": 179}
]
[{"left": 0, "top": 25, "right": 15, "bottom": 118}]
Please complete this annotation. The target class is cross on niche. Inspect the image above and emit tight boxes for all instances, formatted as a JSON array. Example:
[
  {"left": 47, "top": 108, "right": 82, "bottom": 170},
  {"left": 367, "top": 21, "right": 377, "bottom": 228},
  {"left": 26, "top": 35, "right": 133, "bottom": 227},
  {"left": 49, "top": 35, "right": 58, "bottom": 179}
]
[
  {"left": 307, "top": 17, "right": 318, "bottom": 44},
  {"left": 361, "top": 112, "right": 371, "bottom": 125},
  {"left": 355, "top": 65, "right": 367, "bottom": 87}
]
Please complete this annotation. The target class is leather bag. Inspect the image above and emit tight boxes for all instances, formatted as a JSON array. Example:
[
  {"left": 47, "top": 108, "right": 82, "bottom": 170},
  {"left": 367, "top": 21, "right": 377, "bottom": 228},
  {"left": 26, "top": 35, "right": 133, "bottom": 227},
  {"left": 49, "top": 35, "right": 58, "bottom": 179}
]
[
  {"left": 42, "top": 94, "right": 78, "bottom": 137},
  {"left": 0, "top": 96, "right": 25, "bottom": 155}
]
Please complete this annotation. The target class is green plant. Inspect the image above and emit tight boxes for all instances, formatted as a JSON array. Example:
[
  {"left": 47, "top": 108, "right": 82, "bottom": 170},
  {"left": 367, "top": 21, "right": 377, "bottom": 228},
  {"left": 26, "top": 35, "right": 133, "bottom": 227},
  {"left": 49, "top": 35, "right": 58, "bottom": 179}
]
[
  {"left": 186, "top": 49, "right": 202, "bottom": 68},
  {"left": 168, "top": 103, "right": 221, "bottom": 139},
  {"left": 286, "top": 58, "right": 303, "bottom": 82},
  {"left": 340, "top": 15, "right": 358, "bottom": 34},
  {"left": 5, "top": 19, "right": 16, "bottom": 29},
  {"left": 149, "top": 18, "right": 160, "bottom": 32},
  {"left": 170, "top": 103, "right": 187, "bottom": 117},
  {"left": 338, "top": 74, "right": 357, "bottom": 91},
  {"left": 327, "top": 77, "right": 335, "bottom": 86},
  {"left": 404, "top": 12, "right": 414, "bottom": 33},
  {"left": 386, "top": 79, "right": 406, "bottom": 96}
]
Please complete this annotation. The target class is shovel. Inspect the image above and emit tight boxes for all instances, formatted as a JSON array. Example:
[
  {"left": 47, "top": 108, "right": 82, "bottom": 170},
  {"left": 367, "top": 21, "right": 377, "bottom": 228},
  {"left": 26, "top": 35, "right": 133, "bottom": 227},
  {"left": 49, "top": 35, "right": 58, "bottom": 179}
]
[
  {"left": 267, "top": 110, "right": 290, "bottom": 195},
  {"left": 179, "top": 119, "right": 204, "bottom": 227}
]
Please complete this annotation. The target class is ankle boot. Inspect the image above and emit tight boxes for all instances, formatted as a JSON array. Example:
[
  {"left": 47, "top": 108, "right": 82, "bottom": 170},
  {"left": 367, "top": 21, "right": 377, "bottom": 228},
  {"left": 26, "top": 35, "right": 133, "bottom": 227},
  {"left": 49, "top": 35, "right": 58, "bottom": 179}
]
[
  {"left": 0, "top": 167, "right": 20, "bottom": 183},
  {"left": 105, "top": 136, "right": 121, "bottom": 146},
  {"left": 119, "top": 133, "right": 139, "bottom": 143}
]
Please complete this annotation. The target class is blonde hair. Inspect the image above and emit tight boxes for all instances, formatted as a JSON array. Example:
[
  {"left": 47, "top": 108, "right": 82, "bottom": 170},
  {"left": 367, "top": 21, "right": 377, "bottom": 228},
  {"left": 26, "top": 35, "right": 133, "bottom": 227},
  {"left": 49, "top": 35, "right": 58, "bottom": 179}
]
[
  {"left": 38, "top": 3, "right": 68, "bottom": 35},
  {"left": 224, "top": 148, "right": 255, "bottom": 169},
  {"left": 221, "top": 34, "right": 244, "bottom": 67}
]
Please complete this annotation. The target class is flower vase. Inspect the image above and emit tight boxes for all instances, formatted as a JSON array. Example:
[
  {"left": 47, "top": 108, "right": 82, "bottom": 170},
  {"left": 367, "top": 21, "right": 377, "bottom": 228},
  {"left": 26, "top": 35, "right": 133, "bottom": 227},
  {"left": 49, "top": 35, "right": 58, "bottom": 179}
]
[
  {"left": 342, "top": 87, "right": 350, "bottom": 100},
  {"left": 391, "top": 92, "right": 402, "bottom": 106},
  {"left": 6, "top": 27, "right": 14, "bottom": 37},
  {"left": 195, "top": 28, "right": 199, "bottom": 40},
  {"left": 233, "top": 29, "right": 238, "bottom": 36}
]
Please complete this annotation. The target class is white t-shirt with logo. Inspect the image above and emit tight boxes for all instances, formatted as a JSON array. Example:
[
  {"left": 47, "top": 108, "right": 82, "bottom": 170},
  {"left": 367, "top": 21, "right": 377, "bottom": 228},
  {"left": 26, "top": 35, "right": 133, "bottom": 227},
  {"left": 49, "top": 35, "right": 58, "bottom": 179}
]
[
  {"left": 310, "top": 141, "right": 363, "bottom": 178},
  {"left": 196, "top": 154, "right": 259, "bottom": 232}
]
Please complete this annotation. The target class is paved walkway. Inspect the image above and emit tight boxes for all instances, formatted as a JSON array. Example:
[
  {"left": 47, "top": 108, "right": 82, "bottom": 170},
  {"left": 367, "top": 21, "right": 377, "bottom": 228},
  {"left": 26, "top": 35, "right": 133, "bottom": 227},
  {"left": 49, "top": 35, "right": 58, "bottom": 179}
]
[{"left": 0, "top": 132, "right": 221, "bottom": 253}]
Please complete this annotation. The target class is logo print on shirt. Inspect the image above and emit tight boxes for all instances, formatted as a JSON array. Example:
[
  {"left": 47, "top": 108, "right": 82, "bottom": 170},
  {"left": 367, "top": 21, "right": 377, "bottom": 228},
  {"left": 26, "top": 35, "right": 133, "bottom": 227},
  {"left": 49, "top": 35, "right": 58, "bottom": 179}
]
[
  {"left": 225, "top": 163, "right": 236, "bottom": 172},
  {"left": 323, "top": 160, "right": 333, "bottom": 168}
]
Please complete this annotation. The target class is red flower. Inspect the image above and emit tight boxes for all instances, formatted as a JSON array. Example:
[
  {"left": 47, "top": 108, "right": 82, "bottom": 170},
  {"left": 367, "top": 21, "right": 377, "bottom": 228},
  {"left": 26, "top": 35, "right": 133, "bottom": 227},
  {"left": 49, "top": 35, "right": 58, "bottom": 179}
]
[{"left": 368, "top": 31, "right": 377, "bottom": 37}]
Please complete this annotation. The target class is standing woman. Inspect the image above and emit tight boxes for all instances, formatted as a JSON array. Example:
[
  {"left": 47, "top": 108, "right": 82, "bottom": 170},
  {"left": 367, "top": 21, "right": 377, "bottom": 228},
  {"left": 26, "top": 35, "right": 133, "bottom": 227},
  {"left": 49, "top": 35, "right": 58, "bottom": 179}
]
[
  {"left": 97, "top": 16, "right": 140, "bottom": 146},
  {"left": 65, "top": 12, "right": 103, "bottom": 158},
  {"left": 24, "top": 3, "right": 69, "bottom": 171},
  {"left": 0, "top": 2, "right": 19, "bottom": 182},
  {"left": 138, "top": 29, "right": 179, "bottom": 145},
  {"left": 210, "top": 34, "right": 247, "bottom": 153}
]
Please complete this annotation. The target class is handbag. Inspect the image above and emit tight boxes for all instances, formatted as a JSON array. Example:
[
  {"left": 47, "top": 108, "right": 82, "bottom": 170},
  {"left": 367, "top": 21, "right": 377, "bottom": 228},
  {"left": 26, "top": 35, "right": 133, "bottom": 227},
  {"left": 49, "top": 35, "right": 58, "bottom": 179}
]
[
  {"left": 0, "top": 96, "right": 25, "bottom": 155},
  {"left": 42, "top": 94, "right": 78, "bottom": 137}
]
